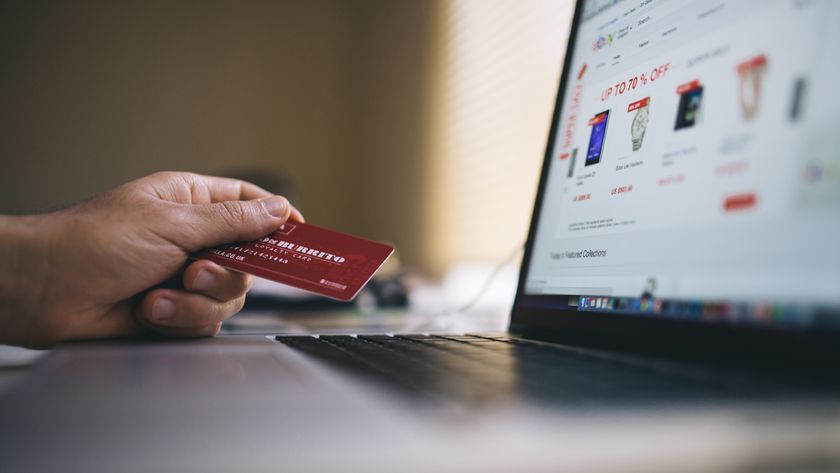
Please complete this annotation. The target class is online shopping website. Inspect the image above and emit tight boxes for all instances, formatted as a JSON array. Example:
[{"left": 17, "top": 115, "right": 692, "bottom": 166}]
[{"left": 525, "top": 0, "right": 840, "bottom": 329}]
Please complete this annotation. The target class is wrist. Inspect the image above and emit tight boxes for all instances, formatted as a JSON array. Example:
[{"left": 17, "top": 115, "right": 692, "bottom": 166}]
[{"left": 0, "top": 214, "right": 55, "bottom": 346}]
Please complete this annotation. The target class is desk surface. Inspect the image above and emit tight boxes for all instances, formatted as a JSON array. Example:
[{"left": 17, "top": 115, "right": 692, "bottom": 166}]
[
  {"left": 0, "top": 305, "right": 508, "bottom": 398},
  {"left": 4, "top": 308, "right": 840, "bottom": 473},
  {"left": 0, "top": 346, "right": 47, "bottom": 396}
]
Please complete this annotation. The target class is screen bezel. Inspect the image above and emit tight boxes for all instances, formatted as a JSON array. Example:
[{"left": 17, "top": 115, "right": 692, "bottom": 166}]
[{"left": 509, "top": 0, "right": 840, "bottom": 360}]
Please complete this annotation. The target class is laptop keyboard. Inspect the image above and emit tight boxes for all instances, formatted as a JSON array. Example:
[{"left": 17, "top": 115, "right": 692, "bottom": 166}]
[{"left": 275, "top": 333, "right": 734, "bottom": 406}]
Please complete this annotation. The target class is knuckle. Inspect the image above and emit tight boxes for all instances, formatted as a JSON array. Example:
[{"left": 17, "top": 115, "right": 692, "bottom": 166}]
[
  {"left": 150, "top": 171, "right": 179, "bottom": 182},
  {"left": 200, "top": 323, "right": 222, "bottom": 337},
  {"left": 219, "top": 201, "right": 248, "bottom": 227},
  {"left": 149, "top": 171, "right": 200, "bottom": 193},
  {"left": 162, "top": 201, "right": 188, "bottom": 225},
  {"left": 233, "top": 296, "right": 246, "bottom": 314},
  {"left": 192, "top": 301, "right": 217, "bottom": 325},
  {"left": 243, "top": 274, "right": 254, "bottom": 293},
  {"left": 229, "top": 272, "right": 251, "bottom": 296},
  {"left": 212, "top": 299, "right": 233, "bottom": 321}
]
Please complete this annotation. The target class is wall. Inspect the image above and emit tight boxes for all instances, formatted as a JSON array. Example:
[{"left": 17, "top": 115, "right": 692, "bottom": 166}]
[
  {"left": 0, "top": 0, "right": 569, "bottom": 276},
  {"left": 0, "top": 0, "right": 352, "bottom": 227},
  {"left": 425, "top": 0, "right": 571, "bottom": 273},
  {"left": 338, "top": 0, "right": 435, "bottom": 270}
]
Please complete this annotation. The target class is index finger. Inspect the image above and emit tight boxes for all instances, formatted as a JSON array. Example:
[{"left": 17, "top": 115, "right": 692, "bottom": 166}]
[
  {"left": 141, "top": 172, "right": 304, "bottom": 220},
  {"left": 192, "top": 175, "right": 304, "bottom": 222},
  {"left": 191, "top": 174, "right": 274, "bottom": 204},
  {"left": 139, "top": 172, "right": 274, "bottom": 204}
]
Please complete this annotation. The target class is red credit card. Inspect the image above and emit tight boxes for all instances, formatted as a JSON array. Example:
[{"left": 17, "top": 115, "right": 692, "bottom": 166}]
[{"left": 194, "top": 222, "right": 394, "bottom": 301}]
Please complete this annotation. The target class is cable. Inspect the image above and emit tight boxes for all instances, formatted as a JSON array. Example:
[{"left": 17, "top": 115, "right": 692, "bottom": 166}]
[
  {"left": 447, "top": 243, "right": 525, "bottom": 316},
  {"left": 413, "top": 243, "right": 526, "bottom": 328}
]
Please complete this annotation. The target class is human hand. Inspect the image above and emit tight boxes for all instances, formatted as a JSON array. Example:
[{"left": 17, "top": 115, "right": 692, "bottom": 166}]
[{"left": 0, "top": 172, "right": 303, "bottom": 348}]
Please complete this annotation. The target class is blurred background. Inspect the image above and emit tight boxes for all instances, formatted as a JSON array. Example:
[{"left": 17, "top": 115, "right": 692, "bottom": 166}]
[{"left": 0, "top": 0, "right": 572, "bottom": 281}]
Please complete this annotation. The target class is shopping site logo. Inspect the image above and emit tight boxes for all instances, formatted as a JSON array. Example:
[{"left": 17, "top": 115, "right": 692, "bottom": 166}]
[{"left": 592, "top": 32, "right": 615, "bottom": 51}]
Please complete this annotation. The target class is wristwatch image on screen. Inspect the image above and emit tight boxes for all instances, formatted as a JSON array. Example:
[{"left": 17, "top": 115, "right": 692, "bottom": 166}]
[
  {"left": 737, "top": 54, "right": 768, "bottom": 121},
  {"left": 631, "top": 100, "right": 650, "bottom": 151}
]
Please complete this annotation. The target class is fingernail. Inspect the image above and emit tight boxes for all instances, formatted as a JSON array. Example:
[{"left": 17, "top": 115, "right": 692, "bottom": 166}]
[
  {"left": 152, "top": 297, "right": 175, "bottom": 321},
  {"left": 192, "top": 269, "right": 214, "bottom": 291},
  {"left": 261, "top": 196, "right": 289, "bottom": 219}
]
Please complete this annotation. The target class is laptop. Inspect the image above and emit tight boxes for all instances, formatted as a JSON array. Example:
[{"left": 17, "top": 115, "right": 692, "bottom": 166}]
[{"left": 2, "top": 0, "right": 840, "bottom": 471}]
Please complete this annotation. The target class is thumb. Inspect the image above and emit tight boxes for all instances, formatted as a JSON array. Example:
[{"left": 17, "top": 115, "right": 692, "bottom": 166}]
[{"left": 180, "top": 195, "right": 291, "bottom": 250}]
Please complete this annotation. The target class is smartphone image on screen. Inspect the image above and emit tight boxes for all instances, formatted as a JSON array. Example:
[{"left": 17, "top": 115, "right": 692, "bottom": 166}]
[
  {"left": 675, "top": 86, "right": 703, "bottom": 130},
  {"left": 789, "top": 77, "right": 807, "bottom": 122},
  {"left": 586, "top": 110, "right": 610, "bottom": 166}
]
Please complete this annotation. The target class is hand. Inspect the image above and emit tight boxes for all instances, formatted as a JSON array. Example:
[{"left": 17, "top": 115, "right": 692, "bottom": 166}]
[{"left": 0, "top": 172, "right": 303, "bottom": 348}]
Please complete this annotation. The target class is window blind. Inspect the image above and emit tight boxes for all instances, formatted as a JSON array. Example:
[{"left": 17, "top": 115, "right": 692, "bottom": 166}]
[{"left": 425, "top": 0, "right": 573, "bottom": 271}]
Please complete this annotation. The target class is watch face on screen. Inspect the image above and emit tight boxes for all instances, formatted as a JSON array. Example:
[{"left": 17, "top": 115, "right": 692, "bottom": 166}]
[
  {"left": 737, "top": 54, "right": 768, "bottom": 121},
  {"left": 567, "top": 148, "right": 578, "bottom": 178},
  {"left": 586, "top": 110, "right": 610, "bottom": 166},
  {"left": 630, "top": 99, "right": 650, "bottom": 151},
  {"left": 632, "top": 106, "right": 649, "bottom": 133}
]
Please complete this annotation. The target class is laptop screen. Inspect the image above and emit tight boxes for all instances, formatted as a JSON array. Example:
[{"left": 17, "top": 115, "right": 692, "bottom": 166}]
[{"left": 522, "top": 0, "right": 840, "bottom": 333}]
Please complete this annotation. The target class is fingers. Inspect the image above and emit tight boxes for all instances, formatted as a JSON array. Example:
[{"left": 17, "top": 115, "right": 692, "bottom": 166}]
[
  {"left": 140, "top": 172, "right": 274, "bottom": 204},
  {"left": 183, "top": 260, "right": 252, "bottom": 301},
  {"left": 185, "top": 173, "right": 305, "bottom": 222},
  {"left": 138, "top": 172, "right": 306, "bottom": 249},
  {"left": 289, "top": 205, "right": 305, "bottom": 223},
  {"left": 137, "top": 288, "right": 246, "bottom": 335},
  {"left": 180, "top": 195, "right": 291, "bottom": 250},
  {"left": 190, "top": 174, "right": 276, "bottom": 203}
]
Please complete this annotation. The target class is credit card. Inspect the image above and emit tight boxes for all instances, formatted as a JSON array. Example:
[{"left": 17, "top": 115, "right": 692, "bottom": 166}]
[{"left": 194, "top": 222, "right": 394, "bottom": 301}]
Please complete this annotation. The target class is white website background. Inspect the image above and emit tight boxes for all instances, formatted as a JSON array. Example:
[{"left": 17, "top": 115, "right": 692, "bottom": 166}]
[{"left": 526, "top": 0, "right": 840, "bottom": 304}]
